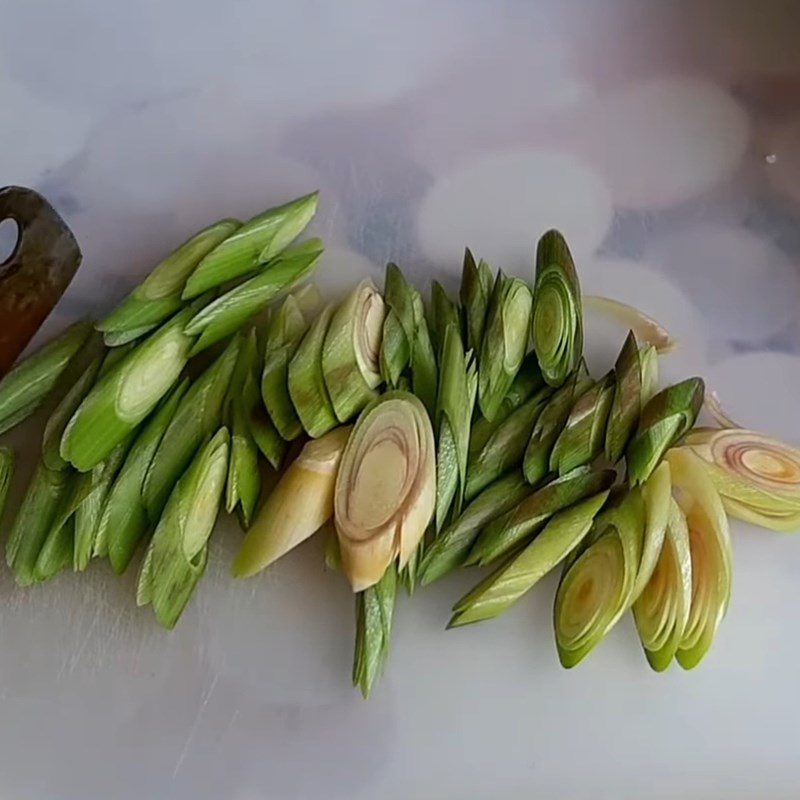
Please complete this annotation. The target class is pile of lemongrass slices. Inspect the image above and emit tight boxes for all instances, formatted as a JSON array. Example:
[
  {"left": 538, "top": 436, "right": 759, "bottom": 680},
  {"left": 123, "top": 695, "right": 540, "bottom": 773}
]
[{"left": 1, "top": 192, "right": 798, "bottom": 697}]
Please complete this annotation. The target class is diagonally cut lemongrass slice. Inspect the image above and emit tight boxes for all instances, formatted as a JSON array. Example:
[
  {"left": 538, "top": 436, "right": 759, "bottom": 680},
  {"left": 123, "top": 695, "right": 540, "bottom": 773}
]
[
  {"left": 182, "top": 192, "right": 319, "bottom": 299},
  {"left": 434, "top": 323, "right": 477, "bottom": 531},
  {"left": 98, "top": 379, "right": 189, "bottom": 574},
  {"left": 532, "top": 230, "right": 583, "bottom": 388},
  {"left": 288, "top": 304, "right": 339, "bottom": 438},
  {"left": 419, "top": 472, "right": 531, "bottom": 586},
  {"left": 554, "top": 488, "right": 646, "bottom": 667},
  {"left": 468, "top": 466, "right": 615, "bottom": 567},
  {"left": 523, "top": 366, "right": 592, "bottom": 486},
  {"left": 335, "top": 392, "right": 435, "bottom": 592},
  {"left": 478, "top": 271, "right": 532, "bottom": 421},
  {"left": 549, "top": 371, "right": 614, "bottom": 476},
  {"left": 98, "top": 218, "right": 240, "bottom": 338},
  {"left": 102, "top": 325, "right": 160, "bottom": 347},
  {"left": 322, "top": 279, "right": 385, "bottom": 423},
  {"left": 430, "top": 280, "right": 461, "bottom": 357},
  {"left": 380, "top": 263, "right": 415, "bottom": 387},
  {"left": 626, "top": 377, "right": 704, "bottom": 485},
  {"left": 0, "top": 446, "right": 14, "bottom": 521},
  {"left": 639, "top": 344, "right": 659, "bottom": 406},
  {"left": 450, "top": 491, "right": 610, "bottom": 627},
  {"left": 143, "top": 334, "right": 241, "bottom": 522},
  {"left": 466, "top": 386, "right": 552, "bottom": 501},
  {"left": 683, "top": 427, "right": 800, "bottom": 531},
  {"left": 605, "top": 331, "right": 643, "bottom": 464},
  {"left": 6, "top": 461, "right": 72, "bottom": 586},
  {"left": 665, "top": 448, "right": 732, "bottom": 669},
  {"left": 185, "top": 238, "right": 324, "bottom": 355},
  {"left": 460, "top": 249, "right": 494, "bottom": 355},
  {"left": 34, "top": 515, "right": 75, "bottom": 582},
  {"left": 583, "top": 296, "right": 676, "bottom": 354},
  {"left": 137, "top": 427, "right": 230, "bottom": 629},
  {"left": 633, "top": 497, "right": 692, "bottom": 671},
  {"left": 631, "top": 461, "right": 672, "bottom": 600},
  {"left": 410, "top": 292, "right": 438, "bottom": 419},
  {"left": 233, "top": 426, "right": 351, "bottom": 577},
  {"left": 0, "top": 320, "right": 93, "bottom": 437},
  {"left": 60, "top": 304, "right": 200, "bottom": 472}
]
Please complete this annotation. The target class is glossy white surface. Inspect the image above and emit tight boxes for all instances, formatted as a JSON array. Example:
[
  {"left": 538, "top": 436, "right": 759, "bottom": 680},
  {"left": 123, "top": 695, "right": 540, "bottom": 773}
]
[{"left": 2, "top": 1, "right": 800, "bottom": 798}]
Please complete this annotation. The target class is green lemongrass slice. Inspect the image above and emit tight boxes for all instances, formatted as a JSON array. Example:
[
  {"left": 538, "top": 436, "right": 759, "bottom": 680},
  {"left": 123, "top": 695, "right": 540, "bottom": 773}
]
[
  {"left": 0, "top": 447, "right": 14, "bottom": 521},
  {"left": 34, "top": 516, "right": 75, "bottom": 582},
  {"left": 61, "top": 305, "right": 199, "bottom": 472},
  {"left": 478, "top": 272, "right": 532, "bottom": 421},
  {"left": 322, "top": 279, "right": 385, "bottom": 423},
  {"left": 379, "top": 263, "right": 415, "bottom": 387},
  {"left": 430, "top": 280, "right": 461, "bottom": 356},
  {"left": 98, "top": 379, "right": 189, "bottom": 574},
  {"left": 633, "top": 497, "right": 692, "bottom": 671},
  {"left": 335, "top": 392, "right": 435, "bottom": 591},
  {"left": 468, "top": 466, "right": 616, "bottom": 567},
  {"left": 410, "top": 292, "right": 438, "bottom": 418},
  {"left": 103, "top": 324, "right": 159, "bottom": 347},
  {"left": 605, "top": 331, "right": 643, "bottom": 464},
  {"left": 233, "top": 426, "right": 351, "bottom": 577},
  {"left": 626, "top": 377, "right": 704, "bottom": 485},
  {"left": 288, "top": 303, "right": 339, "bottom": 437},
  {"left": 450, "top": 490, "right": 610, "bottom": 627},
  {"left": 523, "top": 367, "right": 592, "bottom": 486},
  {"left": 631, "top": 461, "right": 672, "bottom": 600},
  {"left": 639, "top": 344, "right": 659, "bottom": 406},
  {"left": 243, "top": 345, "right": 285, "bottom": 470},
  {"left": 418, "top": 472, "right": 531, "bottom": 585},
  {"left": 460, "top": 249, "right": 494, "bottom": 354},
  {"left": 182, "top": 192, "right": 318, "bottom": 299},
  {"left": 550, "top": 372, "right": 615, "bottom": 476},
  {"left": 466, "top": 387, "right": 552, "bottom": 501},
  {"left": 554, "top": 488, "right": 646, "bottom": 667},
  {"left": 0, "top": 320, "right": 93, "bottom": 436},
  {"left": 41, "top": 350, "right": 105, "bottom": 471},
  {"left": 185, "top": 238, "right": 323, "bottom": 355},
  {"left": 138, "top": 428, "right": 229, "bottom": 628},
  {"left": 583, "top": 295, "right": 676, "bottom": 354},
  {"left": 6, "top": 461, "right": 72, "bottom": 586},
  {"left": 683, "top": 427, "right": 800, "bottom": 531},
  {"left": 98, "top": 218, "right": 240, "bottom": 337},
  {"left": 532, "top": 230, "right": 583, "bottom": 388},
  {"left": 665, "top": 448, "right": 732, "bottom": 669},
  {"left": 142, "top": 335, "right": 240, "bottom": 521},
  {"left": 434, "top": 323, "right": 477, "bottom": 530},
  {"left": 353, "top": 563, "right": 397, "bottom": 699}
]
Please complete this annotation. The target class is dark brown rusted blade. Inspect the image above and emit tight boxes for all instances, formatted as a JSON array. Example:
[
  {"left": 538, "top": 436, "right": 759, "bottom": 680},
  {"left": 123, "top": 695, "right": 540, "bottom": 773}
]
[{"left": 0, "top": 186, "right": 82, "bottom": 375}]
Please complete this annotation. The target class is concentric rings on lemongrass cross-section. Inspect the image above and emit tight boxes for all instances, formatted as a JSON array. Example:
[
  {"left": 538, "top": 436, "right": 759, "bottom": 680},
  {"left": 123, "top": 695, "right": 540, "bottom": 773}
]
[
  {"left": 416, "top": 150, "right": 613, "bottom": 272},
  {"left": 571, "top": 77, "right": 749, "bottom": 211}
]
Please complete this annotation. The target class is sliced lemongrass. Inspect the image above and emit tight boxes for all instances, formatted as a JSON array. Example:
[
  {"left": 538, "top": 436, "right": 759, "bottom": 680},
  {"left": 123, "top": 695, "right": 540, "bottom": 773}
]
[
  {"left": 0, "top": 446, "right": 14, "bottom": 521},
  {"left": 61, "top": 304, "right": 199, "bottom": 472},
  {"left": 0, "top": 320, "right": 93, "bottom": 436},
  {"left": 554, "top": 488, "right": 646, "bottom": 667},
  {"left": 98, "top": 218, "right": 240, "bottom": 337},
  {"left": 34, "top": 516, "right": 74, "bottom": 582},
  {"left": 467, "top": 466, "right": 615, "bottom": 566},
  {"left": 98, "top": 379, "right": 189, "bottom": 574},
  {"left": 399, "top": 544, "right": 419, "bottom": 596},
  {"left": 418, "top": 472, "right": 531, "bottom": 585},
  {"left": 143, "top": 334, "right": 241, "bottom": 521},
  {"left": 583, "top": 295, "right": 676, "bottom": 354},
  {"left": 466, "top": 387, "right": 552, "bottom": 501},
  {"left": 683, "top": 427, "right": 800, "bottom": 531},
  {"left": 523, "top": 366, "right": 592, "bottom": 486},
  {"left": 532, "top": 230, "right": 583, "bottom": 388},
  {"left": 185, "top": 238, "right": 323, "bottom": 355},
  {"left": 182, "top": 192, "right": 319, "bottom": 299},
  {"left": 335, "top": 392, "right": 435, "bottom": 592},
  {"left": 435, "top": 323, "right": 477, "bottom": 530},
  {"left": 549, "top": 371, "right": 615, "bottom": 476},
  {"left": 703, "top": 389, "right": 742, "bottom": 429},
  {"left": 639, "top": 344, "right": 660, "bottom": 405},
  {"left": 288, "top": 304, "right": 339, "bottom": 437},
  {"left": 633, "top": 497, "right": 692, "bottom": 671},
  {"left": 430, "top": 280, "right": 461, "bottom": 356},
  {"left": 626, "top": 377, "right": 705, "bottom": 485},
  {"left": 665, "top": 448, "right": 732, "bottom": 669},
  {"left": 6, "top": 461, "right": 72, "bottom": 586},
  {"left": 450, "top": 490, "right": 610, "bottom": 627},
  {"left": 380, "top": 263, "right": 415, "bottom": 387},
  {"left": 460, "top": 249, "right": 494, "bottom": 354},
  {"left": 322, "top": 279, "right": 385, "bottom": 423},
  {"left": 410, "top": 291, "right": 438, "bottom": 418},
  {"left": 353, "top": 563, "right": 397, "bottom": 699},
  {"left": 605, "top": 331, "right": 643, "bottom": 464},
  {"left": 478, "top": 272, "right": 532, "bottom": 421},
  {"left": 233, "top": 426, "right": 351, "bottom": 576},
  {"left": 631, "top": 461, "right": 672, "bottom": 600}
]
